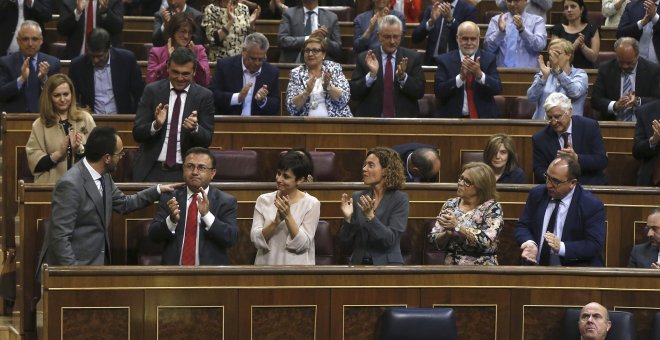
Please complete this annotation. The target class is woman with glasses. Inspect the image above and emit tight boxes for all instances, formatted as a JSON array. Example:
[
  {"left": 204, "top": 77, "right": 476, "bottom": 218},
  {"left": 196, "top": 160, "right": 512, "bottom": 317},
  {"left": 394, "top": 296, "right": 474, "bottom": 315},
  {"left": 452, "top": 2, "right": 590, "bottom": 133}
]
[
  {"left": 527, "top": 38, "right": 588, "bottom": 120},
  {"left": 147, "top": 13, "right": 211, "bottom": 86},
  {"left": 286, "top": 37, "right": 352, "bottom": 117},
  {"left": 483, "top": 133, "right": 527, "bottom": 184},
  {"left": 202, "top": 0, "right": 260, "bottom": 61},
  {"left": 429, "top": 162, "right": 503, "bottom": 265},
  {"left": 26, "top": 74, "right": 96, "bottom": 183},
  {"left": 551, "top": 0, "right": 600, "bottom": 69},
  {"left": 340, "top": 147, "right": 408, "bottom": 265},
  {"left": 251, "top": 150, "right": 320, "bottom": 265}
]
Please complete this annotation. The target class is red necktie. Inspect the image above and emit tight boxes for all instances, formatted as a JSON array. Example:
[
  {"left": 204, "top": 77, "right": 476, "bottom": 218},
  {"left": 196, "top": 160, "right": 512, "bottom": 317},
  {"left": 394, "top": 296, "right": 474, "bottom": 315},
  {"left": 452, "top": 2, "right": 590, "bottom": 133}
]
[
  {"left": 181, "top": 193, "right": 198, "bottom": 265},
  {"left": 561, "top": 132, "right": 571, "bottom": 148},
  {"left": 166, "top": 90, "right": 183, "bottom": 167},
  {"left": 383, "top": 55, "right": 395, "bottom": 118},
  {"left": 85, "top": 0, "right": 94, "bottom": 37},
  {"left": 466, "top": 73, "right": 477, "bottom": 119}
]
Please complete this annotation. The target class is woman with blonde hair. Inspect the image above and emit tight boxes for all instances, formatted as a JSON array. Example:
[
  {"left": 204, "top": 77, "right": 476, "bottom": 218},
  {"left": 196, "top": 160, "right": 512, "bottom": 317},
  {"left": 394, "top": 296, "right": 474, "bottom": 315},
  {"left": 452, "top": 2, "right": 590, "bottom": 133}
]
[
  {"left": 26, "top": 74, "right": 96, "bottom": 183},
  {"left": 340, "top": 147, "right": 408, "bottom": 265},
  {"left": 429, "top": 162, "right": 504, "bottom": 265}
]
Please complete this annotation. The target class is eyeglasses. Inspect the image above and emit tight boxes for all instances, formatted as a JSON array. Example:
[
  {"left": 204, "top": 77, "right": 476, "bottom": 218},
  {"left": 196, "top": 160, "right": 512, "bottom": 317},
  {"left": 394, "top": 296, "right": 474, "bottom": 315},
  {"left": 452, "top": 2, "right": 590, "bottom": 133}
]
[
  {"left": 545, "top": 111, "right": 568, "bottom": 122},
  {"left": 303, "top": 48, "right": 324, "bottom": 55},
  {"left": 184, "top": 163, "right": 214, "bottom": 173},
  {"left": 458, "top": 175, "right": 473, "bottom": 187},
  {"left": 543, "top": 172, "right": 571, "bottom": 186},
  {"left": 380, "top": 34, "right": 401, "bottom": 40},
  {"left": 113, "top": 151, "right": 125, "bottom": 158}
]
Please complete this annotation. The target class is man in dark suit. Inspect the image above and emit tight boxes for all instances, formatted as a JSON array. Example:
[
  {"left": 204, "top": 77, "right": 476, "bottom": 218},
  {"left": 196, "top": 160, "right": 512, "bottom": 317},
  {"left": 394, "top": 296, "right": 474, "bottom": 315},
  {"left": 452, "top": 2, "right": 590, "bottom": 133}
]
[
  {"left": 628, "top": 208, "right": 660, "bottom": 268},
  {"left": 210, "top": 32, "right": 280, "bottom": 116},
  {"left": 591, "top": 37, "right": 660, "bottom": 121},
  {"left": 0, "top": 21, "right": 60, "bottom": 113},
  {"left": 149, "top": 147, "right": 238, "bottom": 265},
  {"left": 532, "top": 92, "right": 608, "bottom": 185},
  {"left": 350, "top": 15, "right": 424, "bottom": 117},
  {"left": 0, "top": 0, "right": 52, "bottom": 56},
  {"left": 632, "top": 100, "right": 660, "bottom": 186},
  {"left": 617, "top": 0, "right": 660, "bottom": 64},
  {"left": 132, "top": 47, "right": 214, "bottom": 182},
  {"left": 434, "top": 21, "right": 502, "bottom": 118},
  {"left": 57, "top": 0, "right": 124, "bottom": 59},
  {"left": 353, "top": 0, "right": 406, "bottom": 54},
  {"left": 515, "top": 156, "right": 606, "bottom": 267},
  {"left": 69, "top": 28, "right": 144, "bottom": 114},
  {"left": 152, "top": 0, "right": 203, "bottom": 47},
  {"left": 392, "top": 143, "right": 441, "bottom": 182},
  {"left": 278, "top": 0, "right": 341, "bottom": 62},
  {"left": 412, "top": 0, "right": 477, "bottom": 65},
  {"left": 38, "top": 126, "right": 178, "bottom": 269}
]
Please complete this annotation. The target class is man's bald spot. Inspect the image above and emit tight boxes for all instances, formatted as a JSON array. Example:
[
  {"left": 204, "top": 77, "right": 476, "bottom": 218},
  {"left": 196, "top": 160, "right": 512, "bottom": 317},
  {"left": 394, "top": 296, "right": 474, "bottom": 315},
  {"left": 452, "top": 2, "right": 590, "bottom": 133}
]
[
  {"left": 580, "top": 302, "right": 610, "bottom": 322},
  {"left": 457, "top": 21, "right": 480, "bottom": 36},
  {"left": 549, "top": 158, "right": 570, "bottom": 171}
]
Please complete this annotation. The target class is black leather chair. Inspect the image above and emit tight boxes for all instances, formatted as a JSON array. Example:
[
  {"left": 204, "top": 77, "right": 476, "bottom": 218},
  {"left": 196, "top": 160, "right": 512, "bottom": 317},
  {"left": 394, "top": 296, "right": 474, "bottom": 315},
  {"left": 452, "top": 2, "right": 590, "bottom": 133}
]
[
  {"left": 309, "top": 151, "right": 338, "bottom": 182},
  {"left": 562, "top": 308, "right": 636, "bottom": 340},
  {"left": 377, "top": 307, "right": 458, "bottom": 340},
  {"left": 651, "top": 312, "right": 660, "bottom": 340},
  {"left": 314, "top": 220, "right": 334, "bottom": 265},
  {"left": 212, "top": 150, "right": 260, "bottom": 181}
]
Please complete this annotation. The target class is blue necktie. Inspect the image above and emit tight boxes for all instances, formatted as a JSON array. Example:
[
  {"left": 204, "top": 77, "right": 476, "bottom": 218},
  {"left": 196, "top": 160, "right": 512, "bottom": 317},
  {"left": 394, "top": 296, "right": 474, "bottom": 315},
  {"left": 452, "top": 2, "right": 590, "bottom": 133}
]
[
  {"left": 539, "top": 199, "right": 561, "bottom": 266},
  {"left": 504, "top": 18, "right": 518, "bottom": 67},
  {"left": 621, "top": 74, "right": 634, "bottom": 121},
  {"left": 26, "top": 57, "right": 40, "bottom": 112}
]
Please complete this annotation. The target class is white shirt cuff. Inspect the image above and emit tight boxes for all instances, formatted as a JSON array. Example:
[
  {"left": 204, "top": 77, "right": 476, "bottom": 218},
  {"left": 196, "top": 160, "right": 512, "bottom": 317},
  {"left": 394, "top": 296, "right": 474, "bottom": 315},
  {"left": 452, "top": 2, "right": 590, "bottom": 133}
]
[
  {"left": 201, "top": 212, "right": 215, "bottom": 231},
  {"left": 230, "top": 93, "right": 241, "bottom": 105}
]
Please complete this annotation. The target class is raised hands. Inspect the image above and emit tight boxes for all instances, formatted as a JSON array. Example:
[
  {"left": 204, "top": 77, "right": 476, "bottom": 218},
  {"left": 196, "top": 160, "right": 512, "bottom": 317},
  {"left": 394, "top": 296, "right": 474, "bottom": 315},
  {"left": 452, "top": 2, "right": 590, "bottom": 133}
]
[
  {"left": 340, "top": 193, "right": 353, "bottom": 222},
  {"left": 357, "top": 194, "right": 376, "bottom": 221},
  {"left": 153, "top": 103, "right": 168, "bottom": 130},
  {"left": 461, "top": 56, "right": 482, "bottom": 79},
  {"left": 538, "top": 54, "right": 551, "bottom": 79},
  {"left": 396, "top": 57, "right": 408, "bottom": 81},
  {"left": 182, "top": 111, "right": 198, "bottom": 131},
  {"left": 239, "top": 82, "right": 254, "bottom": 103},
  {"left": 512, "top": 14, "right": 523, "bottom": 32},
  {"left": 497, "top": 13, "right": 507, "bottom": 32},
  {"left": 365, "top": 50, "right": 380, "bottom": 77},
  {"left": 254, "top": 84, "right": 269, "bottom": 102},
  {"left": 167, "top": 197, "right": 181, "bottom": 223},
  {"left": 310, "top": 25, "right": 329, "bottom": 39},
  {"left": 274, "top": 193, "right": 291, "bottom": 220},
  {"left": 520, "top": 242, "right": 538, "bottom": 264}
]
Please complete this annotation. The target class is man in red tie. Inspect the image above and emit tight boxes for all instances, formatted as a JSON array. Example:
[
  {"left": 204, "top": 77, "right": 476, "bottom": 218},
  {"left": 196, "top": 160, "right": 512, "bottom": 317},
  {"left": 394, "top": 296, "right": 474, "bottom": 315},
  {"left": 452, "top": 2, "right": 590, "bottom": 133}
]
[
  {"left": 350, "top": 14, "right": 424, "bottom": 117},
  {"left": 149, "top": 147, "right": 239, "bottom": 265},
  {"left": 132, "top": 47, "right": 215, "bottom": 182},
  {"left": 56, "top": 0, "right": 124, "bottom": 59},
  {"left": 434, "top": 21, "right": 502, "bottom": 118}
]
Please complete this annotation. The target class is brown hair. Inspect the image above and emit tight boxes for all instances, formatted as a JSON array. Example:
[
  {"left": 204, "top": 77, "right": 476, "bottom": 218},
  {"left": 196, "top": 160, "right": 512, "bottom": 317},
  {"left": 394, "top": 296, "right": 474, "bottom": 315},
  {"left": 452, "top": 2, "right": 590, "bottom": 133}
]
[
  {"left": 367, "top": 147, "right": 405, "bottom": 190},
  {"left": 483, "top": 133, "right": 520, "bottom": 174},
  {"left": 462, "top": 162, "right": 498, "bottom": 204},
  {"left": 38, "top": 74, "right": 86, "bottom": 128},
  {"left": 166, "top": 12, "right": 196, "bottom": 41},
  {"left": 303, "top": 36, "right": 328, "bottom": 52}
]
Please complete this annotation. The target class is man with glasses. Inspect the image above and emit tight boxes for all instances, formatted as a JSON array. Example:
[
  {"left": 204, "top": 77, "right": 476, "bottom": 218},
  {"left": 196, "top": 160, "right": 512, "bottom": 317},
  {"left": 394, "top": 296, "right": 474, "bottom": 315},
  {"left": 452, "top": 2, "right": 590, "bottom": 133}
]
[
  {"left": 133, "top": 47, "right": 215, "bottom": 182},
  {"left": 149, "top": 147, "right": 238, "bottom": 265},
  {"left": 38, "top": 126, "right": 179, "bottom": 269},
  {"left": 591, "top": 37, "right": 660, "bottom": 121},
  {"left": 211, "top": 32, "right": 280, "bottom": 115},
  {"left": 350, "top": 14, "right": 424, "bottom": 117},
  {"left": 277, "top": 0, "right": 341, "bottom": 62},
  {"left": 69, "top": 28, "right": 144, "bottom": 114},
  {"left": 515, "top": 156, "right": 606, "bottom": 266},
  {"left": 628, "top": 207, "right": 660, "bottom": 268},
  {"left": 532, "top": 92, "right": 608, "bottom": 185}
]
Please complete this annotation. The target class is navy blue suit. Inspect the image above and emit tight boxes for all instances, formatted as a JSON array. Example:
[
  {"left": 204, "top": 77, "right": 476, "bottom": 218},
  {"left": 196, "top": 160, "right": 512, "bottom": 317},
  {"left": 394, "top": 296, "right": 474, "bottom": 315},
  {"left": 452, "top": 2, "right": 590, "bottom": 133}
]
[
  {"left": 532, "top": 115, "right": 608, "bottom": 185},
  {"left": 69, "top": 47, "right": 144, "bottom": 114},
  {"left": 515, "top": 184, "right": 606, "bottom": 267},
  {"left": 434, "top": 49, "right": 502, "bottom": 118},
  {"left": 0, "top": 0, "right": 53, "bottom": 56},
  {"left": 412, "top": 1, "right": 477, "bottom": 65},
  {"left": 0, "top": 51, "right": 60, "bottom": 113},
  {"left": 57, "top": 0, "right": 124, "bottom": 59},
  {"left": 392, "top": 142, "right": 437, "bottom": 182},
  {"left": 149, "top": 186, "right": 239, "bottom": 265},
  {"left": 632, "top": 100, "right": 660, "bottom": 186},
  {"left": 210, "top": 55, "right": 280, "bottom": 116},
  {"left": 617, "top": 1, "right": 660, "bottom": 62}
]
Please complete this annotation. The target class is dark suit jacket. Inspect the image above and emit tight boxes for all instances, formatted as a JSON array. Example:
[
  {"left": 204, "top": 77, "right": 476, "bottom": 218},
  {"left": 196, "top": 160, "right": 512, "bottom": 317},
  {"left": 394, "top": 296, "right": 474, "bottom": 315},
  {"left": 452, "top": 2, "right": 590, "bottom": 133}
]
[
  {"left": 350, "top": 47, "right": 424, "bottom": 117},
  {"left": 532, "top": 115, "right": 608, "bottom": 185},
  {"left": 392, "top": 142, "right": 436, "bottom": 182},
  {"left": 617, "top": 1, "right": 660, "bottom": 61},
  {"left": 278, "top": 6, "right": 341, "bottom": 62},
  {"left": 628, "top": 241, "right": 659, "bottom": 268},
  {"left": 632, "top": 100, "right": 660, "bottom": 185},
  {"left": 514, "top": 184, "right": 606, "bottom": 267},
  {"left": 339, "top": 189, "right": 409, "bottom": 265},
  {"left": 411, "top": 1, "right": 477, "bottom": 65},
  {"left": 152, "top": 6, "right": 204, "bottom": 47},
  {"left": 0, "top": 0, "right": 52, "bottom": 56},
  {"left": 591, "top": 57, "right": 660, "bottom": 120},
  {"left": 434, "top": 49, "right": 502, "bottom": 118},
  {"left": 210, "top": 55, "right": 280, "bottom": 115},
  {"left": 69, "top": 47, "right": 144, "bottom": 114},
  {"left": 353, "top": 9, "right": 407, "bottom": 54},
  {"left": 149, "top": 186, "right": 239, "bottom": 265},
  {"left": 132, "top": 79, "right": 215, "bottom": 181},
  {"left": 0, "top": 51, "right": 60, "bottom": 113},
  {"left": 39, "top": 160, "right": 159, "bottom": 269},
  {"left": 57, "top": 0, "right": 124, "bottom": 59}
]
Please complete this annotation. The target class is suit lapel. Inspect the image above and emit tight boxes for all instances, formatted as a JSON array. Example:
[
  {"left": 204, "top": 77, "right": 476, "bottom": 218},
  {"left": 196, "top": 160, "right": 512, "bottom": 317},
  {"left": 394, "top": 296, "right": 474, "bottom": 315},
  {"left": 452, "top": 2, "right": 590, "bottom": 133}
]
[
  {"left": 80, "top": 163, "right": 106, "bottom": 228},
  {"left": 182, "top": 83, "right": 195, "bottom": 120},
  {"left": 176, "top": 188, "right": 189, "bottom": 253}
]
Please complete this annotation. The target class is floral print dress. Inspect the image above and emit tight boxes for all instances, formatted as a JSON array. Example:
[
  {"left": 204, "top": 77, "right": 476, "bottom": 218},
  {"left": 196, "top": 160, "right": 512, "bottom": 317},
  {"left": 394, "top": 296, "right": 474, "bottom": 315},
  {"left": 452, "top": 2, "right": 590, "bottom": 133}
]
[{"left": 202, "top": 2, "right": 252, "bottom": 61}]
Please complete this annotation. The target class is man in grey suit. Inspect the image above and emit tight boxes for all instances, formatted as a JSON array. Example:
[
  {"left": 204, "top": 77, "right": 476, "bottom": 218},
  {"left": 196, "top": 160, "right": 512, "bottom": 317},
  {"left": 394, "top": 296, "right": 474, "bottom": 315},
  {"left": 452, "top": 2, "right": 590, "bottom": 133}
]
[
  {"left": 277, "top": 0, "right": 342, "bottom": 62},
  {"left": 132, "top": 47, "right": 214, "bottom": 182},
  {"left": 38, "top": 126, "right": 179, "bottom": 269},
  {"left": 628, "top": 207, "right": 660, "bottom": 268}
]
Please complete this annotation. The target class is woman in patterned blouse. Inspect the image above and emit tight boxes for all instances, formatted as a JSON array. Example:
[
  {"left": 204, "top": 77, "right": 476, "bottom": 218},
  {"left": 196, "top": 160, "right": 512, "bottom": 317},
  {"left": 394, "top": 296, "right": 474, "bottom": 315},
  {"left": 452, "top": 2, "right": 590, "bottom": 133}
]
[
  {"left": 286, "top": 37, "right": 352, "bottom": 117},
  {"left": 202, "top": 0, "right": 261, "bottom": 61},
  {"left": 429, "top": 162, "right": 504, "bottom": 265}
]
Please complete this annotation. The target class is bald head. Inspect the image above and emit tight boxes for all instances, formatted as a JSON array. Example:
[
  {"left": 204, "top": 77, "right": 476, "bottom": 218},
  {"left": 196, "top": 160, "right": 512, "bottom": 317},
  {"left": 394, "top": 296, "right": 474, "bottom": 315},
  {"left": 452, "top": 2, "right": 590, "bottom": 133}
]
[
  {"left": 457, "top": 21, "right": 480, "bottom": 56},
  {"left": 578, "top": 302, "right": 611, "bottom": 340}
]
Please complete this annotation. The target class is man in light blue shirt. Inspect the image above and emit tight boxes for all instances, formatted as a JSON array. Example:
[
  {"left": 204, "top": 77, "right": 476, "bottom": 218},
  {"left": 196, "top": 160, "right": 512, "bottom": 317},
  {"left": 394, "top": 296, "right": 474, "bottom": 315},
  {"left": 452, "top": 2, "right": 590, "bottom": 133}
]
[{"left": 484, "top": 0, "right": 546, "bottom": 68}]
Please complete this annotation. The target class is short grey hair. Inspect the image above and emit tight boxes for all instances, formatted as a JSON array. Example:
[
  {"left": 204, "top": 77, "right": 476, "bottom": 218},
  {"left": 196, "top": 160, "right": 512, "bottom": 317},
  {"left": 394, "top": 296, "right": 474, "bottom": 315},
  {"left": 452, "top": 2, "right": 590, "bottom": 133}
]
[
  {"left": 379, "top": 15, "right": 403, "bottom": 33},
  {"left": 614, "top": 37, "right": 639, "bottom": 55},
  {"left": 543, "top": 92, "right": 572, "bottom": 114},
  {"left": 243, "top": 32, "right": 269, "bottom": 51},
  {"left": 19, "top": 20, "right": 42, "bottom": 36}
]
